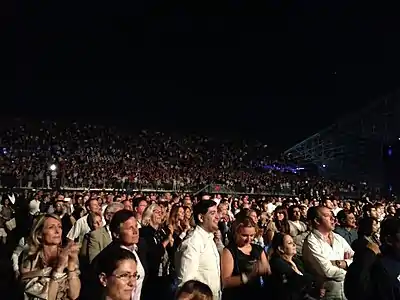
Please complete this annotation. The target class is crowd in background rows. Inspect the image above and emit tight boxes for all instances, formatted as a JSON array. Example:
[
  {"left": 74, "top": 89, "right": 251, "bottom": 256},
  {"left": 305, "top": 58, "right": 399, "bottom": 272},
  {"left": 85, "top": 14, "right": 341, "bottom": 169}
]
[{"left": 1, "top": 120, "right": 364, "bottom": 197}]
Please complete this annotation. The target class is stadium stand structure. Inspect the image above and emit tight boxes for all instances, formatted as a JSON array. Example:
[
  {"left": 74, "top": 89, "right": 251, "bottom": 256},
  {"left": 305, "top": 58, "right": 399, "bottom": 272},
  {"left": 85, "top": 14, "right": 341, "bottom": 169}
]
[{"left": 283, "top": 89, "right": 400, "bottom": 189}]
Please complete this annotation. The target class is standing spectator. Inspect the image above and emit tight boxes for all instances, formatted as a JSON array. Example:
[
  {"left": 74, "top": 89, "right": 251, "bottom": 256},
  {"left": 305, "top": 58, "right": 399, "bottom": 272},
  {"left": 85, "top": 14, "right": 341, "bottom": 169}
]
[
  {"left": 0, "top": 197, "right": 14, "bottom": 244},
  {"left": 53, "top": 199, "right": 76, "bottom": 245},
  {"left": 334, "top": 210, "right": 358, "bottom": 247},
  {"left": 133, "top": 197, "right": 147, "bottom": 229},
  {"left": 140, "top": 204, "right": 174, "bottom": 300},
  {"left": 303, "top": 206, "right": 354, "bottom": 300},
  {"left": 220, "top": 216, "right": 270, "bottom": 300},
  {"left": 67, "top": 199, "right": 102, "bottom": 243},
  {"left": 175, "top": 200, "right": 221, "bottom": 300},
  {"left": 95, "top": 247, "right": 139, "bottom": 300},
  {"left": 92, "top": 210, "right": 146, "bottom": 300},
  {"left": 20, "top": 214, "right": 81, "bottom": 300},
  {"left": 88, "top": 202, "right": 124, "bottom": 263},
  {"left": 351, "top": 217, "right": 380, "bottom": 256},
  {"left": 345, "top": 218, "right": 400, "bottom": 300}
]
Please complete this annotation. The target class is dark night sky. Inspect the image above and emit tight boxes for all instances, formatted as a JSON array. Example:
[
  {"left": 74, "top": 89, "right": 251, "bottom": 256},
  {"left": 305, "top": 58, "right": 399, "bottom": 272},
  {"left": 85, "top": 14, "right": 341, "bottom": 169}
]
[{"left": 13, "top": 1, "right": 400, "bottom": 152}]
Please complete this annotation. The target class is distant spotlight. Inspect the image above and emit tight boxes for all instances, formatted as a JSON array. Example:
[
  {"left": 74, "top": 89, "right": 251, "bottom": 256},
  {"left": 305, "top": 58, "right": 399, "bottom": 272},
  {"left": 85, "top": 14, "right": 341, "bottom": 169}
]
[
  {"left": 322, "top": 164, "right": 326, "bottom": 168},
  {"left": 49, "top": 164, "right": 57, "bottom": 171}
]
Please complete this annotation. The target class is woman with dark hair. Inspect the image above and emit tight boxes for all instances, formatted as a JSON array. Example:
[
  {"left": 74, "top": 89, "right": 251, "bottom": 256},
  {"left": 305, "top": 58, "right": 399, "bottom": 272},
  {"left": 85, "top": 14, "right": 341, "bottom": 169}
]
[
  {"left": 176, "top": 280, "right": 213, "bottom": 300},
  {"left": 91, "top": 209, "right": 146, "bottom": 300},
  {"left": 0, "top": 197, "right": 14, "bottom": 244},
  {"left": 96, "top": 247, "right": 139, "bottom": 300},
  {"left": 267, "top": 233, "right": 318, "bottom": 300},
  {"left": 265, "top": 207, "right": 290, "bottom": 245}
]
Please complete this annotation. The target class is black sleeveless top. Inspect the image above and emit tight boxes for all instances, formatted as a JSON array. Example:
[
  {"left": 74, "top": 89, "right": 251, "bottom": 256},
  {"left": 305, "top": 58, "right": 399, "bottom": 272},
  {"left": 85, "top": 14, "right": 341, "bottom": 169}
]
[{"left": 222, "top": 243, "right": 264, "bottom": 300}]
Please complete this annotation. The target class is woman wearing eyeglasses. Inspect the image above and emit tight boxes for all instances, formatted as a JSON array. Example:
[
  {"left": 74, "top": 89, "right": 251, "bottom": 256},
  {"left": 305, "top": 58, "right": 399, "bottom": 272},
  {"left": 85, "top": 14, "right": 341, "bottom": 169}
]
[
  {"left": 91, "top": 210, "right": 146, "bottom": 300},
  {"left": 96, "top": 247, "right": 139, "bottom": 300}
]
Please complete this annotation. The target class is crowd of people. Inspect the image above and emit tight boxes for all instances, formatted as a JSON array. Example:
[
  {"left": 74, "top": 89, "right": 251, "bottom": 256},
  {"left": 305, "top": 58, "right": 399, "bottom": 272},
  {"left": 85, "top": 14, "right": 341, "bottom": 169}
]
[
  {"left": 0, "top": 120, "right": 398, "bottom": 300},
  {"left": 0, "top": 120, "right": 360, "bottom": 197},
  {"left": 0, "top": 189, "right": 399, "bottom": 300}
]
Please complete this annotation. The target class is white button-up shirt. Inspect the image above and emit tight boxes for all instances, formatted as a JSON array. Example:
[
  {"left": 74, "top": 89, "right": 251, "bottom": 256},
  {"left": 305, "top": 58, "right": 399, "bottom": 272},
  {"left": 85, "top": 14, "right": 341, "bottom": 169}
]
[
  {"left": 121, "top": 245, "right": 145, "bottom": 300},
  {"left": 175, "top": 226, "right": 221, "bottom": 300},
  {"left": 303, "top": 229, "right": 354, "bottom": 299},
  {"left": 67, "top": 215, "right": 90, "bottom": 243},
  {"left": 67, "top": 214, "right": 105, "bottom": 243}
]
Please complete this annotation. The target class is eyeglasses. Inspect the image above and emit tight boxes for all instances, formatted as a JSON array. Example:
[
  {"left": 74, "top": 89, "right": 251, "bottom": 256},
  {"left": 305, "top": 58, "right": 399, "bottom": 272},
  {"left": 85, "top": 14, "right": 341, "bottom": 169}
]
[{"left": 113, "top": 272, "right": 140, "bottom": 283}]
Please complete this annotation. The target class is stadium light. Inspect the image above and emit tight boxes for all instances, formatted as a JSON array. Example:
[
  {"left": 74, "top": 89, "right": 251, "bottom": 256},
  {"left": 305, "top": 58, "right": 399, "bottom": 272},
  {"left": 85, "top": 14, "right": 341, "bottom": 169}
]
[{"left": 49, "top": 164, "right": 57, "bottom": 171}]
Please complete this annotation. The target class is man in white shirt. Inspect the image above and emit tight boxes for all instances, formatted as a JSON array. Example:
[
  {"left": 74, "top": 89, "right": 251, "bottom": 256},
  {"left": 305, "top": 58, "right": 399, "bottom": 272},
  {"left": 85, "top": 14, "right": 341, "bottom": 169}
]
[
  {"left": 67, "top": 198, "right": 103, "bottom": 243},
  {"left": 303, "top": 206, "right": 354, "bottom": 300},
  {"left": 175, "top": 200, "right": 221, "bottom": 300}
]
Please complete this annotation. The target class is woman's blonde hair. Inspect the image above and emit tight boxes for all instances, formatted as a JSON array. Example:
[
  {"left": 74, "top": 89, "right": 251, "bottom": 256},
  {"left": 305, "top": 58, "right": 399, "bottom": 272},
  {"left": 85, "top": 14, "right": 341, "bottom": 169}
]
[
  {"left": 141, "top": 203, "right": 161, "bottom": 226},
  {"left": 27, "top": 214, "right": 62, "bottom": 256},
  {"left": 231, "top": 216, "right": 258, "bottom": 238}
]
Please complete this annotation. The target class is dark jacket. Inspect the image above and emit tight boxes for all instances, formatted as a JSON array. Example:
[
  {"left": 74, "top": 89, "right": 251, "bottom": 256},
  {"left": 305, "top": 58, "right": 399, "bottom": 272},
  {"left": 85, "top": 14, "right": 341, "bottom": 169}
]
[
  {"left": 267, "top": 255, "right": 316, "bottom": 300},
  {"left": 345, "top": 248, "right": 400, "bottom": 300},
  {"left": 81, "top": 239, "right": 148, "bottom": 300},
  {"left": 92, "top": 239, "right": 148, "bottom": 276}
]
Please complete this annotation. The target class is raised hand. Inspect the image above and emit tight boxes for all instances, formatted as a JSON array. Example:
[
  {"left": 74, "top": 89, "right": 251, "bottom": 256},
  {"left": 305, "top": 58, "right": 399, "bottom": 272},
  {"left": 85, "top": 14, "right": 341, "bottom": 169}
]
[
  {"left": 68, "top": 242, "right": 80, "bottom": 264},
  {"left": 56, "top": 246, "right": 70, "bottom": 272}
]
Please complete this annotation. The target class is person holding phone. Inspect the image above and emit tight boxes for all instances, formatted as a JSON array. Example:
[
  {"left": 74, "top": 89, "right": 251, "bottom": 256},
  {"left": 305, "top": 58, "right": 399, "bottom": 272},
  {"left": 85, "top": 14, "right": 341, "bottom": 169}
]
[{"left": 220, "top": 215, "right": 271, "bottom": 300}]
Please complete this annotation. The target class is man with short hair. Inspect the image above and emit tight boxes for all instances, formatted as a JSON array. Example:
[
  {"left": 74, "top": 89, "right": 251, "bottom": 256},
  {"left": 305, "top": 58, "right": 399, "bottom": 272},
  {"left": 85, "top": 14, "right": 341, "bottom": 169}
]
[
  {"left": 87, "top": 201, "right": 124, "bottom": 263},
  {"left": 183, "top": 195, "right": 192, "bottom": 207},
  {"left": 303, "top": 206, "right": 354, "bottom": 300},
  {"left": 133, "top": 197, "right": 148, "bottom": 228},
  {"left": 53, "top": 199, "right": 75, "bottom": 244},
  {"left": 67, "top": 198, "right": 103, "bottom": 243},
  {"left": 122, "top": 199, "right": 133, "bottom": 211},
  {"left": 175, "top": 200, "right": 221, "bottom": 300}
]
